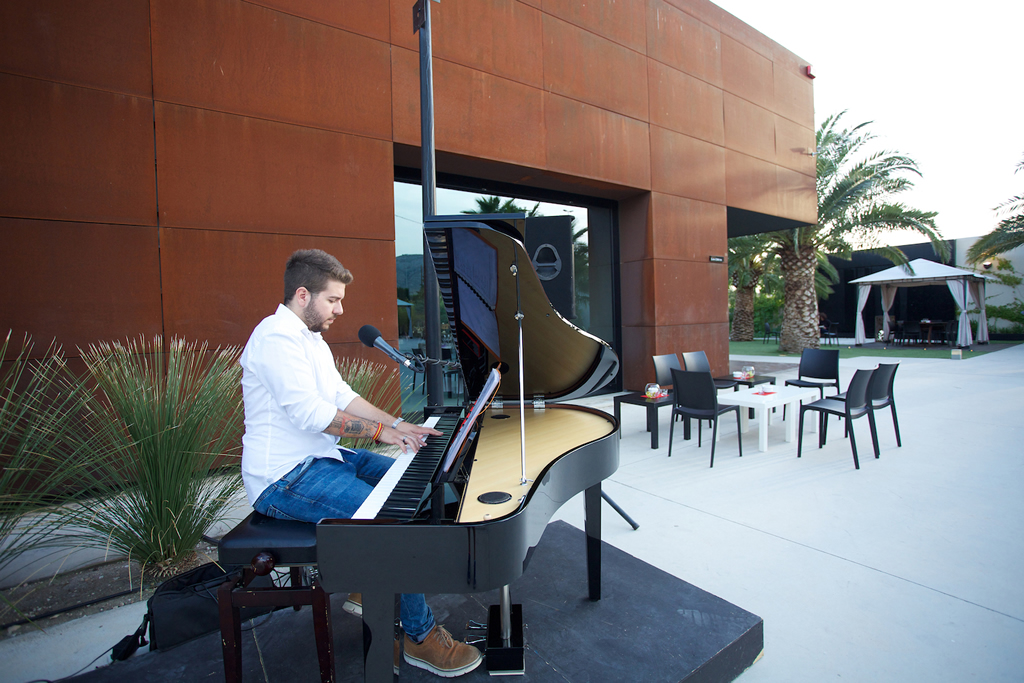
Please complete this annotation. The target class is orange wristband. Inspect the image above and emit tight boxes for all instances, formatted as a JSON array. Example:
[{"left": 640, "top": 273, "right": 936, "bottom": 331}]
[{"left": 372, "top": 421, "right": 384, "bottom": 443}]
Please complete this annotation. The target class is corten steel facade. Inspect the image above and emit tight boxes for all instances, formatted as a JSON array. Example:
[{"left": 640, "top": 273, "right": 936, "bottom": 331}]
[{"left": 0, "top": 0, "right": 815, "bottom": 390}]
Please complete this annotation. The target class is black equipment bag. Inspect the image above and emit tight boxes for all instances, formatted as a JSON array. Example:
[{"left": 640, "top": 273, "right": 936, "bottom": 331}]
[
  {"left": 113, "top": 562, "right": 276, "bottom": 658},
  {"left": 150, "top": 562, "right": 240, "bottom": 651}
]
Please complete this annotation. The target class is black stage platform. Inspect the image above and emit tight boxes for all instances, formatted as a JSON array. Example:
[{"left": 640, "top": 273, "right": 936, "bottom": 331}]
[{"left": 73, "top": 521, "right": 762, "bottom": 683}]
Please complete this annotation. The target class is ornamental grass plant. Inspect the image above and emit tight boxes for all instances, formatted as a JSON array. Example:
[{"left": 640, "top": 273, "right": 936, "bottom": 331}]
[
  {"left": 65, "top": 337, "right": 245, "bottom": 580},
  {"left": 335, "top": 356, "right": 406, "bottom": 451},
  {"left": 0, "top": 332, "right": 97, "bottom": 586}
]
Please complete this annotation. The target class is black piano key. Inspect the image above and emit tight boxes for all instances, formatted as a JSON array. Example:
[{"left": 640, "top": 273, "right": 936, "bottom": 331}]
[{"left": 374, "top": 412, "right": 461, "bottom": 521}]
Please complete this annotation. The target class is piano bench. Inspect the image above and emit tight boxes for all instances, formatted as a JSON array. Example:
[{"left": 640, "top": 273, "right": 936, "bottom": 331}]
[{"left": 217, "top": 512, "right": 335, "bottom": 683}]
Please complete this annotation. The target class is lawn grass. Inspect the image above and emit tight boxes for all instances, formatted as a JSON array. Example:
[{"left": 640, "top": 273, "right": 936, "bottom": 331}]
[{"left": 729, "top": 339, "right": 1021, "bottom": 360}]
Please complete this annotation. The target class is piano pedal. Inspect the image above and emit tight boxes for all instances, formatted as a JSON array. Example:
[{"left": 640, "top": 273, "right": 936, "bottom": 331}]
[
  {"left": 485, "top": 603, "right": 525, "bottom": 675},
  {"left": 466, "top": 619, "right": 488, "bottom": 632}
]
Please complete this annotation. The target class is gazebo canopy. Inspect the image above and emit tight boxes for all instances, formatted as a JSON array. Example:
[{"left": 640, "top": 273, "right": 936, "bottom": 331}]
[
  {"left": 849, "top": 258, "right": 988, "bottom": 287},
  {"left": 848, "top": 259, "right": 990, "bottom": 347}
]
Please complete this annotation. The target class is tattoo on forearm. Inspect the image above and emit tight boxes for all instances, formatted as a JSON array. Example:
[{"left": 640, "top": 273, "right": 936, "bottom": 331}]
[
  {"left": 328, "top": 415, "right": 346, "bottom": 434},
  {"left": 326, "top": 415, "right": 370, "bottom": 437},
  {"left": 343, "top": 420, "right": 367, "bottom": 436}
]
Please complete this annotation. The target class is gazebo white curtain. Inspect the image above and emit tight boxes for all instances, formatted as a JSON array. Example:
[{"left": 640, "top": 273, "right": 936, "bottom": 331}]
[
  {"left": 855, "top": 283, "right": 898, "bottom": 345},
  {"left": 880, "top": 284, "right": 897, "bottom": 341},
  {"left": 854, "top": 284, "right": 871, "bottom": 344},
  {"left": 946, "top": 278, "right": 974, "bottom": 347},
  {"left": 968, "top": 279, "right": 990, "bottom": 343}
]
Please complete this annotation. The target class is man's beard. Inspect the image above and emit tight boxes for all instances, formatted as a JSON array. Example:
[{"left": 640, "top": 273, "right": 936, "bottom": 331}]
[{"left": 303, "top": 307, "right": 332, "bottom": 333}]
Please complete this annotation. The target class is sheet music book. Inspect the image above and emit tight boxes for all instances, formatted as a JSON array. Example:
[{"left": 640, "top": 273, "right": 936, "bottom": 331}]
[{"left": 438, "top": 367, "right": 501, "bottom": 476}]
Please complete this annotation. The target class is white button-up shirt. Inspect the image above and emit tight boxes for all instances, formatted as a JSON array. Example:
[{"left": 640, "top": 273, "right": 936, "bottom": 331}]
[{"left": 240, "top": 304, "right": 359, "bottom": 504}]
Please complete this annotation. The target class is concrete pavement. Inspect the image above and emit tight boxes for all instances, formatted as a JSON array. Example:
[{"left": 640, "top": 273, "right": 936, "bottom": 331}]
[{"left": 3, "top": 343, "right": 1022, "bottom": 682}]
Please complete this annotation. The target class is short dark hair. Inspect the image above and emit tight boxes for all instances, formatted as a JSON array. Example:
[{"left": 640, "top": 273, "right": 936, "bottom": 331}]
[{"left": 283, "top": 249, "right": 353, "bottom": 304}]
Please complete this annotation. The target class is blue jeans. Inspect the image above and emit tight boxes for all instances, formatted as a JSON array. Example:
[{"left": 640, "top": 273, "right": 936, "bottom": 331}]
[{"left": 253, "top": 450, "right": 436, "bottom": 640}]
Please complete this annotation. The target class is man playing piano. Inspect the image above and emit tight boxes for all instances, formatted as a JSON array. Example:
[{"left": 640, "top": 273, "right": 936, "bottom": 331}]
[{"left": 240, "top": 248, "right": 483, "bottom": 677}]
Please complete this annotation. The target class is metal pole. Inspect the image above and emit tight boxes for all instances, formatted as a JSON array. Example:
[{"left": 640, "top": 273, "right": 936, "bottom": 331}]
[{"left": 417, "top": 0, "right": 443, "bottom": 410}]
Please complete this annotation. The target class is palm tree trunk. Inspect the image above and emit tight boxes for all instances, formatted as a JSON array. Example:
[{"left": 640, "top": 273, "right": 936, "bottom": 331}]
[
  {"left": 779, "top": 244, "right": 820, "bottom": 353},
  {"left": 731, "top": 285, "right": 756, "bottom": 341}
]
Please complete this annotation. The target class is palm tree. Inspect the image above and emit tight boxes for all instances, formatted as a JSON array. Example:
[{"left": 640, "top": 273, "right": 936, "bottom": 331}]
[
  {"left": 768, "top": 112, "right": 948, "bottom": 353},
  {"left": 728, "top": 234, "right": 779, "bottom": 341},
  {"left": 461, "top": 195, "right": 540, "bottom": 216},
  {"left": 966, "top": 153, "right": 1024, "bottom": 264}
]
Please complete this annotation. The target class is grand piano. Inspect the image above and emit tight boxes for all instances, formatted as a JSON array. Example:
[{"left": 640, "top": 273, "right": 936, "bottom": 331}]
[{"left": 316, "top": 214, "right": 620, "bottom": 680}]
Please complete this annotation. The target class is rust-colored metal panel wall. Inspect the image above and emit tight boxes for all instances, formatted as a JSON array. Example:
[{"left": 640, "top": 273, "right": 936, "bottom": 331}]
[
  {"left": 0, "top": 218, "right": 162, "bottom": 352},
  {"left": 725, "top": 149, "right": 780, "bottom": 217},
  {"left": 724, "top": 92, "right": 777, "bottom": 163},
  {"left": 656, "top": 322, "right": 731, "bottom": 375},
  {"left": 394, "top": 54, "right": 548, "bottom": 169},
  {"left": 0, "top": 74, "right": 157, "bottom": 226},
  {"left": 648, "top": 60, "right": 724, "bottom": 145},
  {"left": 650, "top": 126, "right": 726, "bottom": 203},
  {"left": 154, "top": 103, "right": 395, "bottom": 236},
  {"left": 775, "top": 115, "right": 816, "bottom": 176},
  {"left": 252, "top": 0, "right": 391, "bottom": 42},
  {"left": 650, "top": 193, "right": 728, "bottom": 262},
  {"left": 151, "top": 0, "right": 393, "bottom": 140},
  {"left": 159, "top": 229, "right": 398, "bottom": 348},
  {"left": 0, "top": 0, "right": 816, "bottom": 392},
  {"left": 541, "top": 14, "right": 648, "bottom": 122},
  {"left": 647, "top": 0, "right": 723, "bottom": 87},
  {"left": 0, "top": 0, "right": 152, "bottom": 96},
  {"left": 543, "top": 0, "right": 646, "bottom": 52},
  {"left": 423, "top": 0, "right": 544, "bottom": 89},
  {"left": 721, "top": 34, "right": 773, "bottom": 110},
  {"left": 653, "top": 260, "right": 728, "bottom": 327},
  {"left": 545, "top": 93, "right": 651, "bottom": 189}
]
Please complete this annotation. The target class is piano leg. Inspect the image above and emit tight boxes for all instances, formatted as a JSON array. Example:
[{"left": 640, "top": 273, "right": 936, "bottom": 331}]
[
  {"left": 585, "top": 483, "right": 602, "bottom": 601},
  {"left": 361, "top": 591, "right": 397, "bottom": 683}
]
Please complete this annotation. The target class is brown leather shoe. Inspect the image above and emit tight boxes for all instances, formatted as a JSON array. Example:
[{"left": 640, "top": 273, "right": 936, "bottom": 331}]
[
  {"left": 403, "top": 624, "right": 483, "bottom": 678},
  {"left": 342, "top": 592, "right": 362, "bottom": 616}
]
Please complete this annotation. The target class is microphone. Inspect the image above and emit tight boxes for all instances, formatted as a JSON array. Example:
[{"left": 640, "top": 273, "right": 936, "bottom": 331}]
[{"left": 358, "top": 325, "right": 422, "bottom": 371}]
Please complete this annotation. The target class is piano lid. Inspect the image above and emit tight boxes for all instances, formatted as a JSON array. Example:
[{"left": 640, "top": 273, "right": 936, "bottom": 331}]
[{"left": 425, "top": 214, "right": 619, "bottom": 403}]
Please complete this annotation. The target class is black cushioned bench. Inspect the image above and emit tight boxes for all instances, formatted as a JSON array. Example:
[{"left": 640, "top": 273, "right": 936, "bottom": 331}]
[{"left": 218, "top": 512, "right": 335, "bottom": 683}]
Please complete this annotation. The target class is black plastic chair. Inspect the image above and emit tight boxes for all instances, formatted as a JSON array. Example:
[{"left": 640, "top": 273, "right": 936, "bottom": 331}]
[
  {"left": 785, "top": 348, "right": 840, "bottom": 399},
  {"left": 822, "top": 322, "right": 839, "bottom": 346},
  {"left": 942, "top": 320, "right": 957, "bottom": 347},
  {"left": 681, "top": 351, "right": 738, "bottom": 391},
  {"left": 652, "top": 353, "right": 683, "bottom": 388},
  {"left": 835, "top": 363, "right": 901, "bottom": 448},
  {"left": 900, "top": 321, "right": 922, "bottom": 346},
  {"left": 667, "top": 369, "right": 742, "bottom": 467},
  {"left": 762, "top": 321, "right": 780, "bottom": 344},
  {"left": 797, "top": 368, "right": 879, "bottom": 469}
]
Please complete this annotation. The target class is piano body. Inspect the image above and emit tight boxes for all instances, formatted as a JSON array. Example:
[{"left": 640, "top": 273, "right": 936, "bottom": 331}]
[{"left": 316, "top": 214, "right": 620, "bottom": 680}]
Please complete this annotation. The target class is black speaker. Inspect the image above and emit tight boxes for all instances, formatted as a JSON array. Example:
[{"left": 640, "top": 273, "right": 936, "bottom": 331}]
[{"left": 524, "top": 215, "right": 576, "bottom": 320}]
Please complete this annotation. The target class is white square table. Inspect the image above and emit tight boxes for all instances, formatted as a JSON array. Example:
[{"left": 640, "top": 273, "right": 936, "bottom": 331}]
[{"left": 718, "top": 385, "right": 819, "bottom": 452}]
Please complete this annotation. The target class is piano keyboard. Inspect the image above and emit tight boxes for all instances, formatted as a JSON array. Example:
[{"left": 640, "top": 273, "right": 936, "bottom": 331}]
[{"left": 351, "top": 413, "right": 461, "bottom": 521}]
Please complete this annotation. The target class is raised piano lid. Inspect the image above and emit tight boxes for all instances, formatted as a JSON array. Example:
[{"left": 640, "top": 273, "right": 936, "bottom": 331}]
[{"left": 424, "top": 214, "right": 619, "bottom": 403}]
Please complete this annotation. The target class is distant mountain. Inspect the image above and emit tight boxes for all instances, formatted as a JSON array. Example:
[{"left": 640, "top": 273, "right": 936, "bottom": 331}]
[{"left": 396, "top": 253, "right": 424, "bottom": 296}]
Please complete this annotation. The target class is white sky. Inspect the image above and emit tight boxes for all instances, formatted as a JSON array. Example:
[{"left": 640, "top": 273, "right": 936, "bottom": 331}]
[{"left": 712, "top": 0, "right": 1024, "bottom": 244}]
